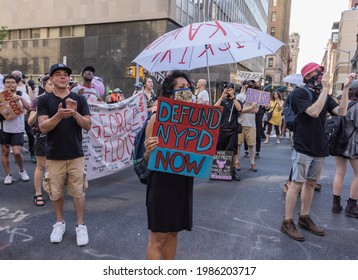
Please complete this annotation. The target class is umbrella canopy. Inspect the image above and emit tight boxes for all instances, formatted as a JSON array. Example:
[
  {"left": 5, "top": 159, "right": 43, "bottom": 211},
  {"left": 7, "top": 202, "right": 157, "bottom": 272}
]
[
  {"left": 133, "top": 20, "right": 285, "bottom": 72},
  {"left": 283, "top": 73, "right": 304, "bottom": 85}
]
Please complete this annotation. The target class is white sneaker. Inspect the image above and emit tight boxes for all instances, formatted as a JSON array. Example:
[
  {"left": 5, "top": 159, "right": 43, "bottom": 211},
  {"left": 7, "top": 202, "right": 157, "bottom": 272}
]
[
  {"left": 76, "top": 224, "right": 89, "bottom": 246},
  {"left": 19, "top": 170, "right": 29, "bottom": 182},
  {"left": 4, "top": 175, "right": 13, "bottom": 185},
  {"left": 50, "top": 222, "right": 66, "bottom": 243}
]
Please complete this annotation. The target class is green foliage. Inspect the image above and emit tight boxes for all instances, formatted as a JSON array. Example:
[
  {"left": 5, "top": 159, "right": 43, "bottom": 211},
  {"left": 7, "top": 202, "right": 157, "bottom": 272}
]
[{"left": 0, "top": 26, "right": 8, "bottom": 45}]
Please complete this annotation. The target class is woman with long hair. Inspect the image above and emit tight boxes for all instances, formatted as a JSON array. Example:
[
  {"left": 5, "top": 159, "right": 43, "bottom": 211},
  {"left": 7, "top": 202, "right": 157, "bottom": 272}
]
[
  {"left": 28, "top": 76, "right": 54, "bottom": 206},
  {"left": 264, "top": 91, "right": 284, "bottom": 144}
]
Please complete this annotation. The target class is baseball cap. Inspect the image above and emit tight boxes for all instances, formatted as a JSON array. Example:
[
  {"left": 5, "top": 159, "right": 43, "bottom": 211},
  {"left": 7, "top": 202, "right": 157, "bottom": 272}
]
[
  {"left": 349, "top": 80, "right": 358, "bottom": 90},
  {"left": 134, "top": 82, "right": 143, "bottom": 88},
  {"left": 11, "top": 70, "right": 23, "bottom": 77},
  {"left": 113, "top": 88, "right": 123, "bottom": 93},
  {"left": 82, "top": 66, "right": 95, "bottom": 74},
  {"left": 49, "top": 63, "right": 72, "bottom": 76},
  {"left": 301, "top": 62, "right": 324, "bottom": 79},
  {"left": 224, "top": 82, "right": 235, "bottom": 89}
]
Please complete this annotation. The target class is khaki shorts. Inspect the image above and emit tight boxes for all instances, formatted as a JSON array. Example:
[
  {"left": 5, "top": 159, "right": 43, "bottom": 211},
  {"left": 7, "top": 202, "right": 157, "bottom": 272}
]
[
  {"left": 43, "top": 157, "right": 88, "bottom": 201},
  {"left": 238, "top": 126, "right": 256, "bottom": 146}
]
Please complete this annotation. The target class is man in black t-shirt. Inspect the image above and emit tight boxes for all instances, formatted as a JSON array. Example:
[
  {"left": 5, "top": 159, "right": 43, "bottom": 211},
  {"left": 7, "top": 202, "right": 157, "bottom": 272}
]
[
  {"left": 214, "top": 83, "right": 242, "bottom": 181},
  {"left": 280, "top": 62, "right": 356, "bottom": 242},
  {"left": 37, "top": 63, "right": 91, "bottom": 247}
]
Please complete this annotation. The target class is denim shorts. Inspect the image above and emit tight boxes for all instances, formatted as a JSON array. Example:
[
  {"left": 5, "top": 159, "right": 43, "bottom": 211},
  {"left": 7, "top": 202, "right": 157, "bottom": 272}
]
[{"left": 291, "top": 149, "right": 325, "bottom": 183}]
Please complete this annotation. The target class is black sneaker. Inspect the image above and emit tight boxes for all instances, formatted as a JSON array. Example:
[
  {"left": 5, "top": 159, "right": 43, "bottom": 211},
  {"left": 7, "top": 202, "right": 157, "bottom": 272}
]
[
  {"left": 232, "top": 169, "right": 240, "bottom": 181},
  {"left": 244, "top": 151, "right": 249, "bottom": 158},
  {"left": 332, "top": 197, "right": 342, "bottom": 213},
  {"left": 255, "top": 152, "right": 260, "bottom": 159}
]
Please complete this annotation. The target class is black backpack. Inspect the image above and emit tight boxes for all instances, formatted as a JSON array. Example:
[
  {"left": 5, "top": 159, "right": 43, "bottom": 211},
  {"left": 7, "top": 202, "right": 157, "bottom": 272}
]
[
  {"left": 283, "top": 86, "right": 313, "bottom": 131},
  {"left": 131, "top": 112, "right": 154, "bottom": 184},
  {"left": 325, "top": 101, "right": 357, "bottom": 156}
]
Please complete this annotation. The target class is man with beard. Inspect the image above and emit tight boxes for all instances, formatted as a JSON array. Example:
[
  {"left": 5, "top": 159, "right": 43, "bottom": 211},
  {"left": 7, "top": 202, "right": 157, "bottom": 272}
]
[
  {"left": 280, "top": 62, "right": 356, "bottom": 242},
  {"left": 71, "top": 66, "right": 101, "bottom": 101}
]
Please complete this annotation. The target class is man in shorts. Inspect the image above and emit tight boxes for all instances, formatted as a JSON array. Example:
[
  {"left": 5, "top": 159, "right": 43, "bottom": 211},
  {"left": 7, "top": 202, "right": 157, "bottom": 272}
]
[
  {"left": 235, "top": 80, "right": 259, "bottom": 172},
  {"left": 0, "top": 74, "right": 31, "bottom": 185},
  {"left": 37, "top": 63, "right": 91, "bottom": 246},
  {"left": 280, "top": 62, "right": 356, "bottom": 241}
]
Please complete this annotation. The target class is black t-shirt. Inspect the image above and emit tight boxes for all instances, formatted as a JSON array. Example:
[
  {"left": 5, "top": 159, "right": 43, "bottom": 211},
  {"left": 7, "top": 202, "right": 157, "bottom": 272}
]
[
  {"left": 291, "top": 87, "right": 338, "bottom": 157},
  {"left": 219, "top": 99, "right": 242, "bottom": 131},
  {"left": 37, "top": 91, "right": 90, "bottom": 160}
]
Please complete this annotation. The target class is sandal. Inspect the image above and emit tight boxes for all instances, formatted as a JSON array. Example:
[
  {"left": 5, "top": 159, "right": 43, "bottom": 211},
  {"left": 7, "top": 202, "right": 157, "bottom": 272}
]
[{"left": 33, "top": 195, "right": 45, "bottom": 207}]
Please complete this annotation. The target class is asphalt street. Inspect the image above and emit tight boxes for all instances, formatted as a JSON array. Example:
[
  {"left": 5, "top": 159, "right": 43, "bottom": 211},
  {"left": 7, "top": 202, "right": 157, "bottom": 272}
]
[{"left": 0, "top": 136, "right": 357, "bottom": 260}]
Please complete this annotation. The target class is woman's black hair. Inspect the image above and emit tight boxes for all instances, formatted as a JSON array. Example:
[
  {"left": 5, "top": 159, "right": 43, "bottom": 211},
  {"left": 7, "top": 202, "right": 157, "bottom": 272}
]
[
  {"left": 349, "top": 87, "right": 358, "bottom": 101},
  {"left": 158, "top": 70, "right": 191, "bottom": 98}
]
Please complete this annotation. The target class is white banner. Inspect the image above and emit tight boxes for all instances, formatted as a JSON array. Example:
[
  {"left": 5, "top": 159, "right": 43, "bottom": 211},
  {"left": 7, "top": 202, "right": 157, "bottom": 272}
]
[{"left": 83, "top": 94, "right": 148, "bottom": 180}]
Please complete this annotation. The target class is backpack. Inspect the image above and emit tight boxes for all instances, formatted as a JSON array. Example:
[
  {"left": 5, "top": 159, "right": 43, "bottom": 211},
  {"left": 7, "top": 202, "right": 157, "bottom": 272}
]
[
  {"left": 325, "top": 101, "right": 357, "bottom": 157},
  {"left": 283, "top": 85, "right": 313, "bottom": 131},
  {"left": 131, "top": 112, "right": 154, "bottom": 185}
]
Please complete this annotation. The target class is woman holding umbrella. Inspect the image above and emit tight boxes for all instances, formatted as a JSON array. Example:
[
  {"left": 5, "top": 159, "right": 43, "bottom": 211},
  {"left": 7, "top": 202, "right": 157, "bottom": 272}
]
[{"left": 143, "top": 70, "right": 194, "bottom": 260}]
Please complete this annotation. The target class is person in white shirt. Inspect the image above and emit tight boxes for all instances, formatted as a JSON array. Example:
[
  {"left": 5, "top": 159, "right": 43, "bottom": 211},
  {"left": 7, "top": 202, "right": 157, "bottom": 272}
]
[
  {"left": 71, "top": 66, "right": 101, "bottom": 101},
  {"left": 194, "top": 79, "right": 210, "bottom": 105},
  {"left": 0, "top": 74, "right": 31, "bottom": 184}
]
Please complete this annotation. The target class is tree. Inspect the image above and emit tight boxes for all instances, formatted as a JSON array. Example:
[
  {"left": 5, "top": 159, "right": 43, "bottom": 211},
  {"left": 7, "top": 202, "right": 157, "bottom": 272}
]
[{"left": 0, "top": 26, "right": 8, "bottom": 48}]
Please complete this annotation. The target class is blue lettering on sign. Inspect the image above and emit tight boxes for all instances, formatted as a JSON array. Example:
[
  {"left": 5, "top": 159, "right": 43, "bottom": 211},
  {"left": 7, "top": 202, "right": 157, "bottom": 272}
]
[{"left": 148, "top": 147, "right": 213, "bottom": 179}]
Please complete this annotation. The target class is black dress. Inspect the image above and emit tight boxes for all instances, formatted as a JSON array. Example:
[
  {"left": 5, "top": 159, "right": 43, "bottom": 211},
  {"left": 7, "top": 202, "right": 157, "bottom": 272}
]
[{"left": 146, "top": 170, "right": 194, "bottom": 232}]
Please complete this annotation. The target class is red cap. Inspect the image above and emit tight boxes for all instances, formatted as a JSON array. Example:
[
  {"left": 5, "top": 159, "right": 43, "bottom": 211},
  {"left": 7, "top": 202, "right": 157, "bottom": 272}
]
[{"left": 301, "top": 62, "right": 324, "bottom": 80}]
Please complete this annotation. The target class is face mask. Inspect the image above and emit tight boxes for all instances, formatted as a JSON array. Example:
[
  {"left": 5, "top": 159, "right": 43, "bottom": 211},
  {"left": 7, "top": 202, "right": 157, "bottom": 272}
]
[
  {"left": 169, "top": 88, "right": 193, "bottom": 102},
  {"left": 307, "top": 70, "right": 323, "bottom": 92}
]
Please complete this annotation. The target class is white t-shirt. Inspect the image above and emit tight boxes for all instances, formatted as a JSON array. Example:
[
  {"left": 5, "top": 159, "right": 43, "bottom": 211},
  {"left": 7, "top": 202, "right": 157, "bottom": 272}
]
[
  {"left": 195, "top": 89, "right": 210, "bottom": 104},
  {"left": 2, "top": 92, "right": 31, "bottom": 133},
  {"left": 72, "top": 84, "right": 99, "bottom": 100},
  {"left": 236, "top": 92, "right": 256, "bottom": 127}
]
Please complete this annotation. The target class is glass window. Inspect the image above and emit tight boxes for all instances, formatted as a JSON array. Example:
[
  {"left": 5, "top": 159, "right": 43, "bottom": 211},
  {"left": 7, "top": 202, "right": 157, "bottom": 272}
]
[
  {"left": 31, "top": 29, "right": 41, "bottom": 38},
  {"left": 33, "top": 57, "right": 39, "bottom": 74},
  {"left": 270, "top": 27, "right": 276, "bottom": 37},
  {"left": 33, "top": 40, "right": 39, "bottom": 47},
  {"left": 9, "top": 30, "right": 18, "bottom": 40},
  {"left": 12, "top": 41, "right": 17, "bottom": 49},
  {"left": 22, "top": 41, "right": 28, "bottom": 48},
  {"left": 73, "top": 26, "right": 85, "bottom": 37},
  {"left": 48, "top": 27, "right": 60, "bottom": 38},
  {"left": 43, "top": 57, "right": 49, "bottom": 74},
  {"left": 43, "top": 39, "right": 48, "bottom": 47},
  {"left": 60, "top": 26, "right": 72, "bottom": 37},
  {"left": 273, "top": 0, "right": 278, "bottom": 7},
  {"left": 268, "top": 58, "right": 273, "bottom": 67},
  {"left": 271, "top": 12, "right": 276, "bottom": 22},
  {"left": 20, "top": 29, "right": 29, "bottom": 39}
]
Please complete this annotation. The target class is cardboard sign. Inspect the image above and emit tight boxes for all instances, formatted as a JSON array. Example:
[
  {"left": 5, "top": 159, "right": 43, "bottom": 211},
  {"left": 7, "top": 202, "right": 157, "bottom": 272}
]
[
  {"left": 0, "top": 90, "right": 23, "bottom": 120},
  {"left": 148, "top": 97, "right": 223, "bottom": 179},
  {"left": 210, "top": 150, "right": 234, "bottom": 181},
  {"left": 246, "top": 88, "right": 270, "bottom": 106},
  {"left": 83, "top": 94, "right": 148, "bottom": 180},
  {"left": 235, "top": 71, "right": 263, "bottom": 82}
]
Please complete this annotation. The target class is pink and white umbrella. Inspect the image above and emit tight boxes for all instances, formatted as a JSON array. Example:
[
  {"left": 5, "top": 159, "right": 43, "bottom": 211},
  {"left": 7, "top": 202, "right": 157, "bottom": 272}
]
[{"left": 133, "top": 20, "right": 284, "bottom": 72}]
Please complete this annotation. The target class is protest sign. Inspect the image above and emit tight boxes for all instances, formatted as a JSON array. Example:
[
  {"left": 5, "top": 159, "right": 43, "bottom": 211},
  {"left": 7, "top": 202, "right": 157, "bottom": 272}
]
[
  {"left": 235, "top": 71, "right": 263, "bottom": 82},
  {"left": 148, "top": 97, "right": 222, "bottom": 179},
  {"left": 83, "top": 93, "right": 147, "bottom": 180},
  {"left": 0, "top": 90, "right": 23, "bottom": 120},
  {"left": 210, "top": 150, "right": 234, "bottom": 181},
  {"left": 246, "top": 88, "right": 270, "bottom": 106}
]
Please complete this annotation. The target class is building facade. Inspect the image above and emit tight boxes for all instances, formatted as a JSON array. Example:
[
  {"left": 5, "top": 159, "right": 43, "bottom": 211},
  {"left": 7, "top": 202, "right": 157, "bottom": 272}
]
[
  {"left": 0, "top": 0, "right": 271, "bottom": 99},
  {"left": 264, "top": 0, "right": 292, "bottom": 89},
  {"left": 323, "top": 1, "right": 358, "bottom": 96}
]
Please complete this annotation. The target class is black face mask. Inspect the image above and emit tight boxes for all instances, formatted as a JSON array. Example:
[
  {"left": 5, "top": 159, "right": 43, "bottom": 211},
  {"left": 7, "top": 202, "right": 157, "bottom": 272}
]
[{"left": 307, "top": 70, "right": 323, "bottom": 92}]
